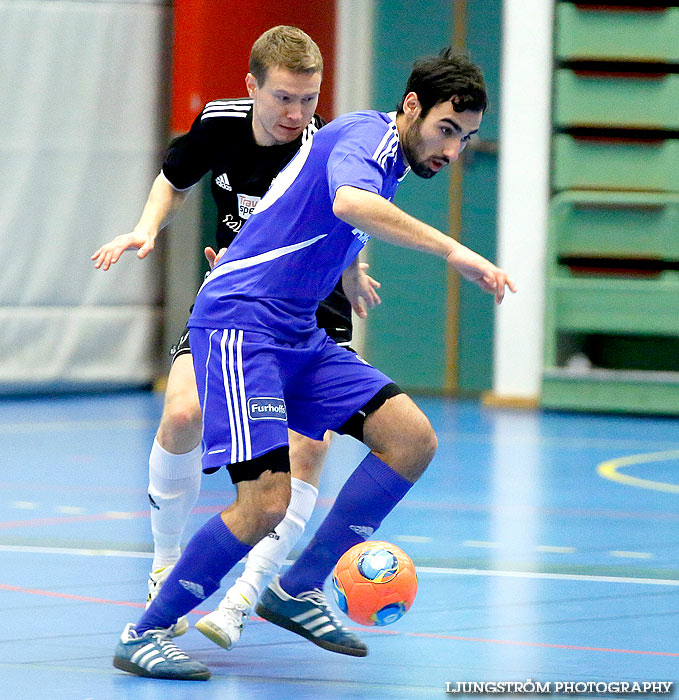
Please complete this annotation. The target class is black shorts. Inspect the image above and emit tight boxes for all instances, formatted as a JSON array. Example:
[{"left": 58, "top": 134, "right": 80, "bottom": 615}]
[{"left": 170, "top": 281, "right": 353, "bottom": 362}]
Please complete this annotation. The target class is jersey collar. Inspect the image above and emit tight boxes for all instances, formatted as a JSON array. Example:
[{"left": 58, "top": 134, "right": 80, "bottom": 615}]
[{"left": 387, "top": 111, "right": 410, "bottom": 181}]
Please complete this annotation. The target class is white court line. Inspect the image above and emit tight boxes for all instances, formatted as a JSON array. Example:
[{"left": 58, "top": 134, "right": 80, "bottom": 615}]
[
  {"left": 416, "top": 566, "right": 679, "bottom": 586},
  {"left": 437, "top": 430, "right": 679, "bottom": 453},
  {"left": 0, "top": 544, "right": 153, "bottom": 558},
  {"left": 1, "top": 544, "right": 678, "bottom": 586}
]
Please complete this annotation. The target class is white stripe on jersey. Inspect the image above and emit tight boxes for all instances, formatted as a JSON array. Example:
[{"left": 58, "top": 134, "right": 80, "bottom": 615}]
[
  {"left": 159, "top": 169, "right": 195, "bottom": 193},
  {"left": 371, "top": 123, "right": 397, "bottom": 160},
  {"left": 255, "top": 135, "right": 314, "bottom": 214},
  {"left": 204, "top": 100, "right": 252, "bottom": 110},
  {"left": 202, "top": 99, "right": 253, "bottom": 120},
  {"left": 201, "top": 330, "right": 219, "bottom": 459},
  {"left": 203, "top": 104, "right": 251, "bottom": 114},
  {"left": 202, "top": 111, "right": 248, "bottom": 120},
  {"left": 373, "top": 130, "right": 399, "bottom": 169},
  {"left": 377, "top": 137, "right": 399, "bottom": 169},
  {"left": 226, "top": 330, "right": 245, "bottom": 462},
  {"left": 199, "top": 233, "right": 328, "bottom": 293},
  {"left": 206, "top": 98, "right": 252, "bottom": 106},
  {"left": 235, "top": 331, "right": 252, "bottom": 461},
  {"left": 219, "top": 330, "right": 239, "bottom": 464}
]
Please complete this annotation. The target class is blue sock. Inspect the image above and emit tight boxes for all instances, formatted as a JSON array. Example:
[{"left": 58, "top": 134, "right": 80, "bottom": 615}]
[
  {"left": 280, "top": 452, "right": 413, "bottom": 597},
  {"left": 136, "top": 513, "right": 251, "bottom": 634}
]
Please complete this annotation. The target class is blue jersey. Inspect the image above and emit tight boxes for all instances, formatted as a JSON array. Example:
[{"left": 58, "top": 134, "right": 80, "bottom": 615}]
[{"left": 189, "top": 110, "right": 409, "bottom": 340}]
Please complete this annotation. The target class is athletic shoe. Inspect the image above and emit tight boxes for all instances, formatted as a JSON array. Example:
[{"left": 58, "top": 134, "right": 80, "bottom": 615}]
[
  {"left": 255, "top": 575, "right": 368, "bottom": 657},
  {"left": 146, "top": 565, "right": 189, "bottom": 637},
  {"left": 195, "top": 592, "right": 251, "bottom": 650},
  {"left": 113, "top": 623, "right": 210, "bottom": 681}
]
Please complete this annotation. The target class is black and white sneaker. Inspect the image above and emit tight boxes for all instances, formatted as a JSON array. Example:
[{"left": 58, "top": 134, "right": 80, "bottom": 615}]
[
  {"left": 256, "top": 576, "right": 368, "bottom": 657},
  {"left": 113, "top": 623, "right": 210, "bottom": 681}
]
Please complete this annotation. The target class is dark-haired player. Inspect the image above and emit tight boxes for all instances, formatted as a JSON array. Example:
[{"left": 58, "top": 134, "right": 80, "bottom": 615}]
[{"left": 112, "top": 47, "right": 515, "bottom": 682}]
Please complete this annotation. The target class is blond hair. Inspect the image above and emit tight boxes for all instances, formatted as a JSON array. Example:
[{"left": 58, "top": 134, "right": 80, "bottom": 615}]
[{"left": 249, "top": 26, "right": 323, "bottom": 85}]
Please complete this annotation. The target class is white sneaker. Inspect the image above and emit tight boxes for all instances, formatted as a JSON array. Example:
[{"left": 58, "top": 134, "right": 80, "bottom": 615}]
[
  {"left": 147, "top": 565, "right": 189, "bottom": 637},
  {"left": 195, "top": 592, "right": 252, "bottom": 650}
]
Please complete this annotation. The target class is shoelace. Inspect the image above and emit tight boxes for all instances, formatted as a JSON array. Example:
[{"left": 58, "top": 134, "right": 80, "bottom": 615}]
[
  {"left": 300, "top": 589, "right": 345, "bottom": 629},
  {"left": 149, "top": 631, "right": 190, "bottom": 660}
]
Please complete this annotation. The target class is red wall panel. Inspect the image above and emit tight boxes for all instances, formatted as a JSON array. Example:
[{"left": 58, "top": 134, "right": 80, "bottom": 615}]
[{"left": 171, "top": 0, "right": 336, "bottom": 133}]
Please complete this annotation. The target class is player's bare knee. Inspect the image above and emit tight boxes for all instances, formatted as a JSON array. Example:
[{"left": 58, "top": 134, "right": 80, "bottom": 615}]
[
  {"left": 157, "top": 395, "right": 202, "bottom": 451},
  {"left": 415, "top": 421, "right": 438, "bottom": 467},
  {"left": 413, "top": 412, "right": 437, "bottom": 458},
  {"left": 289, "top": 431, "right": 329, "bottom": 485},
  {"left": 363, "top": 393, "right": 437, "bottom": 479},
  {"left": 157, "top": 353, "right": 202, "bottom": 452}
]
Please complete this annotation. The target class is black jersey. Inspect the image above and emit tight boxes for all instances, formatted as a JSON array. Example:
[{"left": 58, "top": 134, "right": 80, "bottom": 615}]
[{"left": 162, "top": 98, "right": 352, "bottom": 344}]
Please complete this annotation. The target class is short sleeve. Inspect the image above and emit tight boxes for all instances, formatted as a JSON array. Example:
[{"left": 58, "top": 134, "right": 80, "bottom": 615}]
[
  {"left": 326, "top": 116, "right": 398, "bottom": 201},
  {"left": 161, "top": 110, "right": 211, "bottom": 190}
]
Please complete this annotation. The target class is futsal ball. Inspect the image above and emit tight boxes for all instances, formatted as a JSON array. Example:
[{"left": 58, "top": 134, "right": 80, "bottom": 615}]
[{"left": 332, "top": 541, "right": 418, "bottom": 626}]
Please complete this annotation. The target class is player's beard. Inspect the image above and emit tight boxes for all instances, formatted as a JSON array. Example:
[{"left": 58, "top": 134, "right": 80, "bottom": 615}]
[{"left": 401, "top": 116, "right": 439, "bottom": 179}]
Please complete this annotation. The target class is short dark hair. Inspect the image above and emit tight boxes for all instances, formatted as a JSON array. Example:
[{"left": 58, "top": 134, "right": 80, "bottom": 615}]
[{"left": 397, "top": 47, "right": 487, "bottom": 117}]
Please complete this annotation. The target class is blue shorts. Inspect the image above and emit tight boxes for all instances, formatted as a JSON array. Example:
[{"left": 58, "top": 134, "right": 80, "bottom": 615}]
[{"left": 190, "top": 327, "right": 393, "bottom": 472}]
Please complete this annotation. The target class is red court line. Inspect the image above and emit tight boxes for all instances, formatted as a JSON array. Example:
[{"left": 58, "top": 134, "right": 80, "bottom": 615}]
[
  {"left": 408, "top": 631, "right": 679, "bottom": 657},
  {"left": 2, "top": 583, "right": 677, "bottom": 657},
  {"left": 0, "top": 584, "right": 207, "bottom": 614}
]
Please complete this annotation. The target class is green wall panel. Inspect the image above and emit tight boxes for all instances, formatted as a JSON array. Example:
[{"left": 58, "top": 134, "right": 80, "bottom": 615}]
[
  {"left": 458, "top": 152, "right": 498, "bottom": 391},
  {"left": 365, "top": 0, "right": 454, "bottom": 390},
  {"left": 457, "top": 1, "right": 502, "bottom": 392},
  {"left": 366, "top": 0, "right": 502, "bottom": 393}
]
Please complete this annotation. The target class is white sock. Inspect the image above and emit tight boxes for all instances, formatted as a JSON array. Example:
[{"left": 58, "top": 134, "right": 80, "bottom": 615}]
[
  {"left": 148, "top": 438, "right": 203, "bottom": 571},
  {"left": 225, "top": 477, "right": 318, "bottom": 607}
]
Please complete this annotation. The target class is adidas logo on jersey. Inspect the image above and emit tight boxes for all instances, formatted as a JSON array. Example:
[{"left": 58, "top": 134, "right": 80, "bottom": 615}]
[
  {"left": 349, "top": 525, "right": 374, "bottom": 539},
  {"left": 215, "top": 173, "right": 232, "bottom": 191},
  {"left": 179, "top": 579, "right": 206, "bottom": 600}
]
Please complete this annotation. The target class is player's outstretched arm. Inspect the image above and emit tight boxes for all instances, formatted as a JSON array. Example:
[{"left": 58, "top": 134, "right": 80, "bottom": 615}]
[
  {"left": 333, "top": 185, "right": 516, "bottom": 304},
  {"left": 342, "top": 256, "right": 381, "bottom": 319},
  {"left": 91, "top": 174, "right": 190, "bottom": 270}
]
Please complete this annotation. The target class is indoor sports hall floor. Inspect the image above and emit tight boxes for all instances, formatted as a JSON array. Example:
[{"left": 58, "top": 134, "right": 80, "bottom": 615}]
[{"left": 1, "top": 391, "right": 677, "bottom": 699}]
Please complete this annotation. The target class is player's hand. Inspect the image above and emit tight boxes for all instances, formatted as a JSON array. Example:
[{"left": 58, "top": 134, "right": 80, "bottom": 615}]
[
  {"left": 91, "top": 231, "right": 156, "bottom": 270},
  {"left": 342, "top": 262, "right": 382, "bottom": 319},
  {"left": 204, "top": 246, "right": 228, "bottom": 270},
  {"left": 446, "top": 245, "right": 516, "bottom": 304}
]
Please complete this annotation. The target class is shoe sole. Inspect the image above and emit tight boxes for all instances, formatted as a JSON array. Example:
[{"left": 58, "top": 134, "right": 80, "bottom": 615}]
[
  {"left": 256, "top": 602, "right": 368, "bottom": 657},
  {"left": 113, "top": 656, "right": 210, "bottom": 681},
  {"left": 195, "top": 617, "right": 233, "bottom": 650}
]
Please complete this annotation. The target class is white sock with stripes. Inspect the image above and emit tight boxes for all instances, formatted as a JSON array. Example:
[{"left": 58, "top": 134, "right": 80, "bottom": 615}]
[
  {"left": 148, "top": 438, "right": 203, "bottom": 572},
  {"left": 223, "top": 477, "right": 318, "bottom": 607}
]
